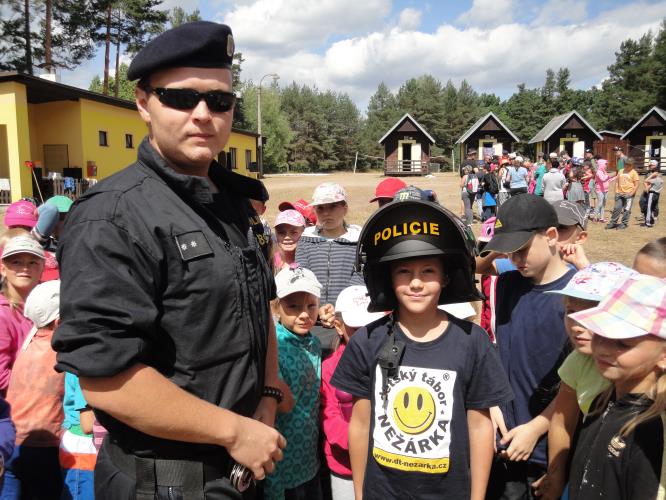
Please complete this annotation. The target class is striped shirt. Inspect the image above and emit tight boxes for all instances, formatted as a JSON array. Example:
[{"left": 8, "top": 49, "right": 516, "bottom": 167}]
[{"left": 295, "top": 226, "right": 364, "bottom": 305}]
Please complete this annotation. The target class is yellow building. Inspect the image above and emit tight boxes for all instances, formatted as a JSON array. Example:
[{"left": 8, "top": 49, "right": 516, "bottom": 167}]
[{"left": 0, "top": 72, "right": 259, "bottom": 202}]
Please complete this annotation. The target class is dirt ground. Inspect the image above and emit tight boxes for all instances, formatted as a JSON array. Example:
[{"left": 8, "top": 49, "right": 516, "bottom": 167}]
[
  {"left": 0, "top": 171, "right": 658, "bottom": 268},
  {"left": 264, "top": 171, "right": 663, "bottom": 267}
]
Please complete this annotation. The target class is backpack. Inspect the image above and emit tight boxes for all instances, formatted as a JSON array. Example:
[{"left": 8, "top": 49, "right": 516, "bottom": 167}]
[
  {"left": 486, "top": 174, "right": 500, "bottom": 195},
  {"left": 466, "top": 176, "right": 479, "bottom": 195}
]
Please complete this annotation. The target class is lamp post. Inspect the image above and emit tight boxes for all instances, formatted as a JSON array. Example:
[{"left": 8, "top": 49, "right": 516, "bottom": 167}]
[{"left": 257, "top": 73, "right": 279, "bottom": 178}]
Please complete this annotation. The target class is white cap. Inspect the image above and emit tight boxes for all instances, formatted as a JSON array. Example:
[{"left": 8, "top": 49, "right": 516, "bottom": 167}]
[
  {"left": 2, "top": 235, "right": 45, "bottom": 260},
  {"left": 335, "top": 285, "right": 388, "bottom": 328},
  {"left": 508, "top": 152, "right": 516, "bottom": 159},
  {"left": 275, "top": 266, "right": 322, "bottom": 299},
  {"left": 24, "top": 280, "right": 60, "bottom": 328},
  {"left": 515, "top": 156, "right": 524, "bottom": 163},
  {"left": 549, "top": 152, "right": 558, "bottom": 159},
  {"left": 310, "top": 183, "right": 347, "bottom": 206}
]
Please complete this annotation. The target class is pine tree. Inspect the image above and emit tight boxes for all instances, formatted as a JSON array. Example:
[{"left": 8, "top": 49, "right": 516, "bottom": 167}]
[
  {"left": 362, "top": 82, "right": 401, "bottom": 157},
  {"left": 653, "top": 20, "right": 666, "bottom": 110},
  {"left": 167, "top": 6, "right": 201, "bottom": 27}
]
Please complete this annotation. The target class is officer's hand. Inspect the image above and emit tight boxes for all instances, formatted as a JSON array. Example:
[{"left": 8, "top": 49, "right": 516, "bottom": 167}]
[
  {"left": 227, "top": 415, "right": 286, "bottom": 480},
  {"left": 319, "top": 303, "right": 335, "bottom": 328}
]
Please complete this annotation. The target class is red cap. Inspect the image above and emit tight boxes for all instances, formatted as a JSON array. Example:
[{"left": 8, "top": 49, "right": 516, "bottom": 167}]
[
  {"left": 369, "top": 177, "right": 407, "bottom": 203},
  {"left": 278, "top": 198, "right": 317, "bottom": 225},
  {"left": 40, "top": 250, "right": 60, "bottom": 282}
]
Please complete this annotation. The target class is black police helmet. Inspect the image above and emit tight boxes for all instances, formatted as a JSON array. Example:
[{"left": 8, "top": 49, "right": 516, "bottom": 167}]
[{"left": 357, "top": 199, "right": 482, "bottom": 312}]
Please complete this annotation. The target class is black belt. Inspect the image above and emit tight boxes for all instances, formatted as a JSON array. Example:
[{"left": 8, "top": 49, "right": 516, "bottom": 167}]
[{"left": 105, "top": 439, "right": 232, "bottom": 500}]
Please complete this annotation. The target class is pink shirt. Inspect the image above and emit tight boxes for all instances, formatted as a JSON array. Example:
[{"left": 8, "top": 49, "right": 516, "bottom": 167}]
[
  {"left": 320, "top": 345, "right": 353, "bottom": 477},
  {"left": 0, "top": 295, "right": 33, "bottom": 394},
  {"left": 595, "top": 167, "right": 611, "bottom": 193}
]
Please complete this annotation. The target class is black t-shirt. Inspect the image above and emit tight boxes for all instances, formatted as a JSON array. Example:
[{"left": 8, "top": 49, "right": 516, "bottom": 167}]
[
  {"left": 569, "top": 393, "right": 664, "bottom": 500},
  {"left": 331, "top": 315, "right": 513, "bottom": 499}
]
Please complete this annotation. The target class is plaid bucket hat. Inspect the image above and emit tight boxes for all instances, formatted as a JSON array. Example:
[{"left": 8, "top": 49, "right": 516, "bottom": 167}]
[{"left": 569, "top": 274, "right": 666, "bottom": 339}]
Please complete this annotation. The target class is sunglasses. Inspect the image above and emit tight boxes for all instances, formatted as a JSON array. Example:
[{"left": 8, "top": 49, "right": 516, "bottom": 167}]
[{"left": 146, "top": 87, "right": 236, "bottom": 113}]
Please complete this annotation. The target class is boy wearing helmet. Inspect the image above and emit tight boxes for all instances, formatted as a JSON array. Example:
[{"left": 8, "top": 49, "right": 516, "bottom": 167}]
[{"left": 331, "top": 199, "right": 512, "bottom": 500}]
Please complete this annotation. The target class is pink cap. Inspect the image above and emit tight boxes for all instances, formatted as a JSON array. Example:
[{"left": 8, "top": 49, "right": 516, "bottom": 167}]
[
  {"left": 4, "top": 200, "right": 37, "bottom": 229},
  {"left": 274, "top": 209, "right": 305, "bottom": 228},
  {"left": 278, "top": 199, "right": 317, "bottom": 225}
]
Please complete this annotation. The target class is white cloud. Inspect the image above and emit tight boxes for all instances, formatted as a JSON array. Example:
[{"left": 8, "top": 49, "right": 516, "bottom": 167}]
[
  {"left": 157, "top": 0, "right": 201, "bottom": 12},
  {"left": 56, "top": 0, "right": 666, "bottom": 115},
  {"left": 236, "top": 0, "right": 666, "bottom": 111},
  {"left": 457, "top": 0, "right": 515, "bottom": 28},
  {"left": 398, "top": 8, "right": 422, "bottom": 31},
  {"left": 220, "top": 0, "right": 391, "bottom": 54},
  {"left": 532, "top": 0, "right": 587, "bottom": 26}
]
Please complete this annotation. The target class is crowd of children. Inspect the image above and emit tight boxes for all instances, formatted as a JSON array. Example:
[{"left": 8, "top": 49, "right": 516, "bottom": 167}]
[
  {"left": 0, "top": 172, "right": 663, "bottom": 500},
  {"left": 459, "top": 147, "right": 664, "bottom": 233}
]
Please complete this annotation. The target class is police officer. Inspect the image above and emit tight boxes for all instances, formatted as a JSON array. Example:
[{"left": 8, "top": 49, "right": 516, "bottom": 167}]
[{"left": 52, "top": 21, "right": 285, "bottom": 500}]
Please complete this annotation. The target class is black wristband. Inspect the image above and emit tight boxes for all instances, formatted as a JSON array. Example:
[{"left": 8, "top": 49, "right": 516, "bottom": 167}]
[{"left": 262, "top": 386, "right": 283, "bottom": 404}]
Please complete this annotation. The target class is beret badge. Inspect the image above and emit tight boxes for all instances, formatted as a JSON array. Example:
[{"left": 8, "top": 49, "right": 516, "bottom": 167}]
[{"left": 227, "top": 34, "right": 235, "bottom": 58}]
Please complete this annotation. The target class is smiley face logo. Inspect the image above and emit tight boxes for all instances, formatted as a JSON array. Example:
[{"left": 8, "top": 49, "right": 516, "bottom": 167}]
[{"left": 393, "top": 386, "right": 436, "bottom": 435}]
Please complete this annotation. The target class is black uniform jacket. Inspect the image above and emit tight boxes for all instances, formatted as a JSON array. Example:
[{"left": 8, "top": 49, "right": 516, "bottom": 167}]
[{"left": 52, "top": 138, "right": 275, "bottom": 459}]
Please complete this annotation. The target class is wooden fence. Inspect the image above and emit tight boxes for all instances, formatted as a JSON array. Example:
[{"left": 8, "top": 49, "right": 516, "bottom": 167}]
[
  {"left": 0, "top": 177, "right": 93, "bottom": 205},
  {"left": 384, "top": 160, "right": 438, "bottom": 176}
]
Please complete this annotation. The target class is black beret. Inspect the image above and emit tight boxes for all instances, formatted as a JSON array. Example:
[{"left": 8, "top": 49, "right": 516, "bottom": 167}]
[{"left": 127, "top": 21, "right": 235, "bottom": 81}]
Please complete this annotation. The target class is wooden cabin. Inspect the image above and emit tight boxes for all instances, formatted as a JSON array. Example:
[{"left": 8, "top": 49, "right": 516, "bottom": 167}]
[
  {"left": 621, "top": 106, "right": 666, "bottom": 173},
  {"left": 593, "top": 130, "right": 628, "bottom": 172},
  {"left": 379, "top": 113, "right": 435, "bottom": 176},
  {"left": 529, "top": 111, "right": 602, "bottom": 158},
  {"left": 455, "top": 112, "right": 519, "bottom": 167}
]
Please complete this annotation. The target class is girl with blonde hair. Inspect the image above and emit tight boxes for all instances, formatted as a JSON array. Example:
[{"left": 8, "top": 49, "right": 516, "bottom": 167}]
[{"left": 567, "top": 274, "right": 666, "bottom": 500}]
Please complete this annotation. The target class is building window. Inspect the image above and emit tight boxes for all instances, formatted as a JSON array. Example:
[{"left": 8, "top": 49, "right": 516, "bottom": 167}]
[
  {"left": 125, "top": 134, "right": 134, "bottom": 149},
  {"left": 99, "top": 131, "right": 108, "bottom": 147},
  {"left": 229, "top": 147, "right": 237, "bottom": 169},
  {"left": 245, "top": 149, "right": 252, "bottom": 169}
]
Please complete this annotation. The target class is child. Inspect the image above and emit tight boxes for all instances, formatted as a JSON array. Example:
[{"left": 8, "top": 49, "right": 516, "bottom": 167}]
[
  {"left": 606, "top": 157, "right": 639, "bottom": 230},
  {"left": 273, "top": 209, "right": 306, "bottom": 271},
  {"left": 321, "top": 285, "right": 388, "bottom": 500},
  {"left": 265, "top": 266, "right": 323, "bottom": 500},
  {"left": 532, "top": 263, "right": 637, "bottom": 499},
  {"left": 567, "top": 274, "right": 666, "bottom": 499},
  {"left": 592, "top": 158, "right": 611, "bottom": 222},
  {"left": 332, "top": 198, "right": 512, "bottom": 499},
  {"left": 640, "top": 159, "right": 662, "bottom": 227},
  {"left": 60, "top": 372, "right": 97, "bottom": 500},
  {"left": 0, "top": 236, "right": 45, "bottom": 396},
  {"left": 2, "top": 280, "right": 64, "bottom": 499},
  {"left": 296, "top": 183, "right": 363, "bottom": 353},
  {"left": 480, "top": 194, "right": 577, "bottom": 499},
  {"left": 633, "top": 237, "right": 666, "bottom": 278}
]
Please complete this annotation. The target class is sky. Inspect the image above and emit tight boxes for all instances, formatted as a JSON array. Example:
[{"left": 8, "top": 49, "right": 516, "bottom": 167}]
[{"left": 60, "top": 0, "right": 666, "bottom": 112}]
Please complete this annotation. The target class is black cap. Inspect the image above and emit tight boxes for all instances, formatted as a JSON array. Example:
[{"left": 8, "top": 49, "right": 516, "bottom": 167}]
[
  {"left": 481, "top": 194, "right": 558, "bottom": 256},
  {"left": 552, "top": 200, "right": 587, "bottom": 230},
  {"left": 394, "top": 185, "right": 429, "bottom": 202},
  {"left": 613, "top": 146, "right": 623, "bottom": 152},
  {"left": 127, "top": 21, "right": 235, "bottom": 81},
  {"left": 585, "top": 148, "right": 593, "bottom": 153}
]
